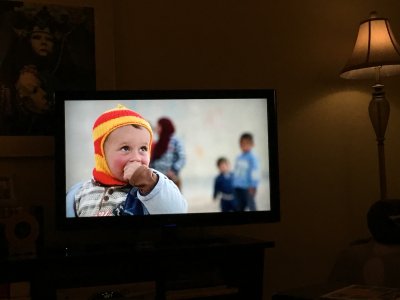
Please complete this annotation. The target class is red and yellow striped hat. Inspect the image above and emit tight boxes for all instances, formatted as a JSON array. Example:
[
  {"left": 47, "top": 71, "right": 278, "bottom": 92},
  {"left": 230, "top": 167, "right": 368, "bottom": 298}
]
[{"left": 92, "top": 104, "right": 153, "bottom": 185}]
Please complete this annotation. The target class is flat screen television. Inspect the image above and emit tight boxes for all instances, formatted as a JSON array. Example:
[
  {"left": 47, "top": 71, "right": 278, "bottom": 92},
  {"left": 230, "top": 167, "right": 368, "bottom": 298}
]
[{"left": 55, "top": 89, "right": 280, "bottom": 232}]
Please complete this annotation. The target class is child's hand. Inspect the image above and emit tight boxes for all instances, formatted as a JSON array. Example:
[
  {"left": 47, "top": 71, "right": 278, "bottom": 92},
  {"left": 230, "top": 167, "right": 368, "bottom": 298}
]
[
  {"left": 123, "top": 161, "right": 142, "bottom": 182},
  {"left": 125, "top": 163, "right": 158, "bottom": 195}
]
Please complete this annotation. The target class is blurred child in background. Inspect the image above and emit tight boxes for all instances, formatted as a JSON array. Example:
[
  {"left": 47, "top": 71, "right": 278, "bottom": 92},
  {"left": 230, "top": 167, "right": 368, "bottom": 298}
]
[
  {"left": 233, "top": 133, "right": 260, "bottom": 211},
  {"left": 213, "top": 157, "right": 236, "bottom": 212}
]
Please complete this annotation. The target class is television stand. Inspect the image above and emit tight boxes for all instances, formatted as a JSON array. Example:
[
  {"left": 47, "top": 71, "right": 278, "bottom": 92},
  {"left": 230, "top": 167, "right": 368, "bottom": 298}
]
[
  {"left": 1, "top": 235, "right": 274, "bottom": 299},
  {"left": 152, "top": 229, "right": 268, "bottom": 249}
]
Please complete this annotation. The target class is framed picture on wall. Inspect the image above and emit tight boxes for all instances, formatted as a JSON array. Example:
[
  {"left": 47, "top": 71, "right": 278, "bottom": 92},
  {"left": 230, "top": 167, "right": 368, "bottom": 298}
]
[{"left": 0, "top": 1, "right": 96, "bottom": 136}]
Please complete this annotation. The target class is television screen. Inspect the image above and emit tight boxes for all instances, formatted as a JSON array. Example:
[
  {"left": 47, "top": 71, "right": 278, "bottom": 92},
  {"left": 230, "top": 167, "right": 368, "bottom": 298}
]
[{"left": 55, "top": 90, "right": 279, "bottom": 229}]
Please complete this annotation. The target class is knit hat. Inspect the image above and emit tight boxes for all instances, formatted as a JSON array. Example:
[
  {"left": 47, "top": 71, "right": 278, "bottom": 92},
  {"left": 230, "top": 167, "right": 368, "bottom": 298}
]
[{"left": 92, "top": 104, "right": 153, "bottom": 186}]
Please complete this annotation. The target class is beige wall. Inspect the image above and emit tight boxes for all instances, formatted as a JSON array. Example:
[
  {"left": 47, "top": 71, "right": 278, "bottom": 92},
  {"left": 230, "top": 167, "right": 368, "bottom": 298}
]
[
  {"left": 1, "top": 0, "right": 400, "bottom": 299},
  {"left": 112, "top": 0, "right": 400, "bottom": 296}
]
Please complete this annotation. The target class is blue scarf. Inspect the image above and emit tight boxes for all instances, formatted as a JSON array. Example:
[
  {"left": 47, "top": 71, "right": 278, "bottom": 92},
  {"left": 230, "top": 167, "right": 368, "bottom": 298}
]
[{"left": 113, "top": 187, "right": 148, "bottom": 216}]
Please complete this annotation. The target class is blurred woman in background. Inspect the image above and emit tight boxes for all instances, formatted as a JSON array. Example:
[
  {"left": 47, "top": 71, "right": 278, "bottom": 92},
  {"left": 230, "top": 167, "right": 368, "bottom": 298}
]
[{"left": 150, "top": 117, "right": 186, "bottom": 190}]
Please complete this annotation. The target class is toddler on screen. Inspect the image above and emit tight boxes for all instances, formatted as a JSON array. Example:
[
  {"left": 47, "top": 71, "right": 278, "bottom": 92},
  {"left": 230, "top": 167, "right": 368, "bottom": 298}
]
[
  {"left": 69, "top": 104, "right": 188, "bottom": 217},
  {"left": 213, "top": 157, "right": 236, "bottom": 212},
  {"left": 233, "top": 132, "right": 260, "bottom": 211}
]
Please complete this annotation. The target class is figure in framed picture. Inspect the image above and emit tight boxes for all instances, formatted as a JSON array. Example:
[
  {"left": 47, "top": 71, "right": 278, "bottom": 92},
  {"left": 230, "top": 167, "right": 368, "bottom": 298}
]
[{"left": 0, "top": 3, "right": 95, "bottom": 135}]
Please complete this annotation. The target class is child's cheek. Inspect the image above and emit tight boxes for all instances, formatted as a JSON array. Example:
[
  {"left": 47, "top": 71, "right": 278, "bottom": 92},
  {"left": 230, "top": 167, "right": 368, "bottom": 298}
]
[
  {"left": 110, "top": 156, "right": 129, "bottom": 175},
  {"left": 116, "top": 157, "right": 130, "bottom": 171}
]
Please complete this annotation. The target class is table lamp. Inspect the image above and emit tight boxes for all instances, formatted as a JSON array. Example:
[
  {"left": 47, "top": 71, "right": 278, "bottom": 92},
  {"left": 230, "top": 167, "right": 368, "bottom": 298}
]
[
  {"left": 341, "top": 12, "right": 400, "bottom": 244},
  {"left": 340, "top": 11, "right": 400, "bottom": 201}
]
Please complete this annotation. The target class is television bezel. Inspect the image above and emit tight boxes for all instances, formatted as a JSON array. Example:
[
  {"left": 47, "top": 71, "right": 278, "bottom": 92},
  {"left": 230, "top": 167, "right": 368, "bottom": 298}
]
[{"left": 55, "top": 89, "right": 280, "bottom": 230}]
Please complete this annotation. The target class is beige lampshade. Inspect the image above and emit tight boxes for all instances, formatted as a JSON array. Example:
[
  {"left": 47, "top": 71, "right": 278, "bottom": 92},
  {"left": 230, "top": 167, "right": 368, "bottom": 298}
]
[{"left": 340, "top": 12, "right": 400, "bottom": 79}]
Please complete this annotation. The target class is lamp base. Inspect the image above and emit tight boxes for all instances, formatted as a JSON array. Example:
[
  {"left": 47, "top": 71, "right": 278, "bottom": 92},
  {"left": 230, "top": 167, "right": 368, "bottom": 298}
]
[{"left": 367, "top": 199, "right": 400, "bottom": 244}]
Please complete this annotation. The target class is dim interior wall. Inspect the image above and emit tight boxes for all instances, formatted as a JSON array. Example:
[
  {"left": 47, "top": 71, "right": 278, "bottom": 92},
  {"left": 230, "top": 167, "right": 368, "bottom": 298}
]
[
  {"left": 1, "top": 0, "right": 400, "bottom": 299},
  {"left": 112, "top": 0, "right": 400, "bottom": 298}
]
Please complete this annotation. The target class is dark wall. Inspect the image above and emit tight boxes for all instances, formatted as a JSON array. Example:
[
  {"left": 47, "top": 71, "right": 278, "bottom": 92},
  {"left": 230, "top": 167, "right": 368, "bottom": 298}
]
[{"left": 1, "top": 0, "right": 400, "bottom": 299}]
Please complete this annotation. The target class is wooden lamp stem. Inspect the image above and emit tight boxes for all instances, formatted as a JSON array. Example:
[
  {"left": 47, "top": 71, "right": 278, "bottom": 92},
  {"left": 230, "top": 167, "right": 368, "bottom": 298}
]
[{"left": 368, "top": 83, "right": 390, "bottom": 201}]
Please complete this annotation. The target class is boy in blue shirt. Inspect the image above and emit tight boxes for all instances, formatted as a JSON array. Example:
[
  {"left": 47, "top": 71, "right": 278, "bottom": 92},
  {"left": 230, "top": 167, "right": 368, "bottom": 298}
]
[
  {"left": 233, "top": 133, "right": 260, "bottom": 211},
  {"left": 213, "top": 157, "right": 236, "bottom": 212}
]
